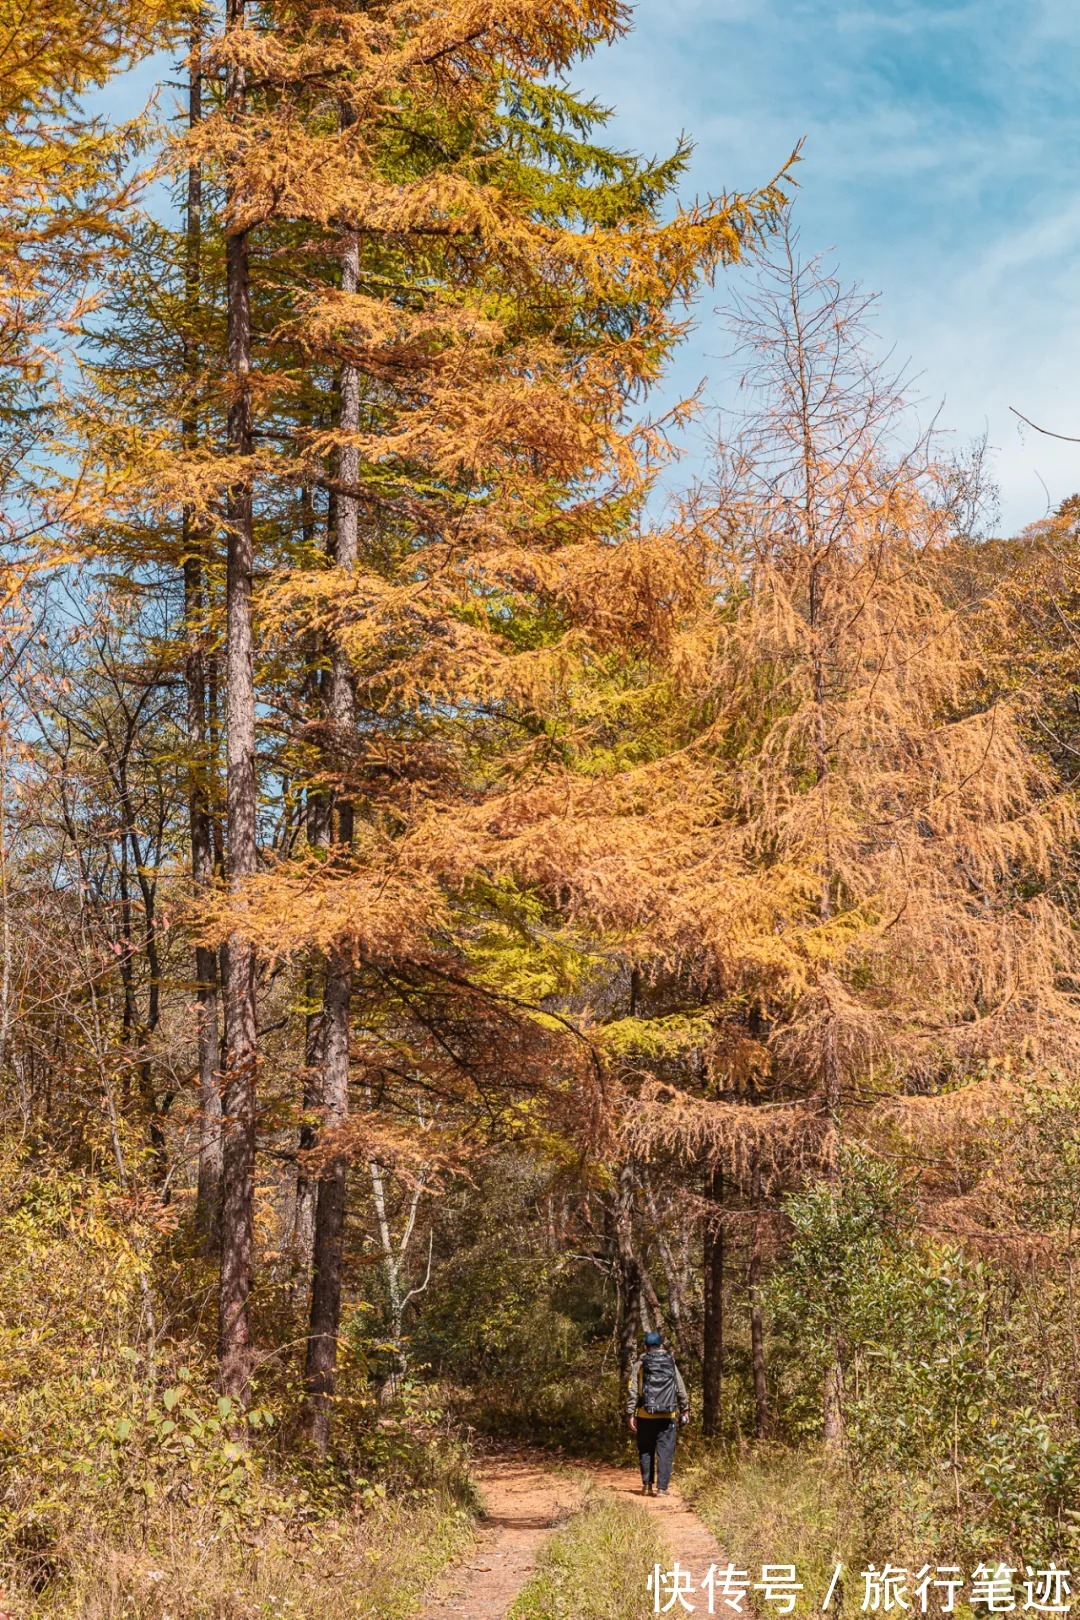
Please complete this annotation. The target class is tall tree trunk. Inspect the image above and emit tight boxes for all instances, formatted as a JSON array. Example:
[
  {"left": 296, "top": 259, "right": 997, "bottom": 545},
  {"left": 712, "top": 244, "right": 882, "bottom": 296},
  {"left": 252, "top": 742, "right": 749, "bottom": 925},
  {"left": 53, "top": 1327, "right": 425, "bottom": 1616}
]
[
  {"left": 749, "top": 1165, "right": 769, "bottom": 1439},
  {"left": 291, "top": 955, "right": 324, "bottom": 1269},
  {"left": 304, "top": 954, "right": 350, "bottom": 1446},
  {"left": 189, "top": 563, "right": 223, "bottom": 1246},
  {"left": 290, "top": 678, "right": 332, "bottom": 1264},
  {"left": 702, "top": 1161, "right": 724, "bottom": 1438},
  {"left": 219, "top": 0, "right": 258, "bottom": 1404},
  {"left": 368, "top": 1155, "right": 431, "bottom": 1400},
  {"left": 303, "top": 228, "right": 360, "bottom": 1450},
  {"left": 821, "top": 1023, "right": 845, "bottom": 1453},
  {"left": 823, "top": 1355, "right": 844, "bottom": 1455},
  {"left": 117, "top": 769, "right": 165, "bottom": 1176},
  {"left": 183, "top": 11, "right": 223, "bottom": 1249},
  {"left": 643, "top": 1171, "right": 692, "bottom": 1359},
  {"left": 639, "top": 1260, "right": 669, "bottom": 1344},
  {"left": 615, "top": 1160, "right": 642, "bottom": 1384}
]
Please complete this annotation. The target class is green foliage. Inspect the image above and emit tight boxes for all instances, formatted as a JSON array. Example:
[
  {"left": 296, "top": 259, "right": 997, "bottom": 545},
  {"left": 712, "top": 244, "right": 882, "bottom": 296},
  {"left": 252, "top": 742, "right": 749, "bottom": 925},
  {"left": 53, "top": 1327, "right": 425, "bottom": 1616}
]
[
  {"left": 977, "top": 1412, "right": 1080, "bottom": 1565},
  {"left": 767, "top": 1147, "right": 918, "bottom": 1421},
  {"left": 417, "top": 1156, "right": 624, "bottom": 1454},
  {"left": 767, "top": 1147, "right": 1080, "bottom": 1561},
  {"left": 597, "top": 1012, "right": 716, "bottom": 1060},
  {"left": 1012, "top": 1074, "right": 1080, "bottom": 1238},
  {"left": 0, "top": 1139, "right": 478, "bottom": 1613},
  {"left": 0, "top": 1156, "right": 287, "bottom": 1540},
  {"left": 464, "top": 876, "right": 606, "bottom": 1007}
]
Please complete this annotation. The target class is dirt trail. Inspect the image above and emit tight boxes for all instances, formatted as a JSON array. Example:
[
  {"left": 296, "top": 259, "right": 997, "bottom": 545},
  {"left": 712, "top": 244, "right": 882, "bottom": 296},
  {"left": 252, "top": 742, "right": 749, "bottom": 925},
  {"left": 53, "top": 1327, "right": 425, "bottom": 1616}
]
[
  {"left": 419, "top": 1451, "right": 723, "bottom": 1620},
  {"left": 591, "top": 1460, "right": 726, "bottom": 1572},
  {"left": 418, "top": 1454, "right": 586, "bottom": 1620}
]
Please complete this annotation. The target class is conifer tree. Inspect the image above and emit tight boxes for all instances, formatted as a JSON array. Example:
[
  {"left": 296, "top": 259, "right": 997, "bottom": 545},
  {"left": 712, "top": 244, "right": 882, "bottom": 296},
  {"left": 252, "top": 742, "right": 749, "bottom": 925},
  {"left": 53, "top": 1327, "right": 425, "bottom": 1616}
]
[
  {"left": 80, "top": 0, "right": 788, "bottom": 1412},
  {"left": 9, "top": 0, "right": 1080, "bottom": 1545},
  {"left": 0, "top": 0, "right": 187, "bottom": 629},
  {"left": 183, "top": 4, "right": 226, "bottom": 1248},
  {"left": 216, "top": 0, "right": 261, "bottom": 1405},
  {"left": 0, "top": 0, "right": 183, "bottom": 383},
  {"left": 678, "top": 247, "right": 1078, "bottom": 1437},
  {"left": 458, "top": 232, "right": 1080, "bottom": 1438}
]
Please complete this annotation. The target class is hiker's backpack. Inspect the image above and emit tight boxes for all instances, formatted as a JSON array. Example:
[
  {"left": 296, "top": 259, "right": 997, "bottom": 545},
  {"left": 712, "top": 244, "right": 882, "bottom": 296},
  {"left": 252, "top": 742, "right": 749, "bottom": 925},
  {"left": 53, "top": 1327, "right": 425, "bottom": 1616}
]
[{"left": 640, "top": 1348, "right": 679, "bottom": 1414}]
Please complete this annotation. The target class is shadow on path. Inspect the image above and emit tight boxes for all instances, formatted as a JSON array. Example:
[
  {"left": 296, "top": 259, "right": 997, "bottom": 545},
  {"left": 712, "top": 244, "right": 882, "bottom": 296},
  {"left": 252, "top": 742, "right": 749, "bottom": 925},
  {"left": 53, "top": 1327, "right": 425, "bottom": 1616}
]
[{"left": 418, "top": 1457, "right": 585, "bottom": 1620}]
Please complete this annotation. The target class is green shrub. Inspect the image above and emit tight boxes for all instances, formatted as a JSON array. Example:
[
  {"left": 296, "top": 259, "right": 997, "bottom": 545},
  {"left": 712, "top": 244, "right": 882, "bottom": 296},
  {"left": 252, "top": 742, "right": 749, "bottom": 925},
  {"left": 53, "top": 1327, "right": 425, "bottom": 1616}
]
[
  {"left": 765, "top": 1147, "right": 1080, "bottom": 1561},
  {"left": 0, "top": 1145, "right": 478, "bottom": 1614}
]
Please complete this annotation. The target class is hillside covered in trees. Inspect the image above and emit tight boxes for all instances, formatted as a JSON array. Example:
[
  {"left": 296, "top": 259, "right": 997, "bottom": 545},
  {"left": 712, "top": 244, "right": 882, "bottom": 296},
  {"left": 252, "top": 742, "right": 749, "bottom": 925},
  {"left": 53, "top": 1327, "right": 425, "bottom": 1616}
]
[{"left": 5, "top": 0, "right": 1080, "bottom": 1614}]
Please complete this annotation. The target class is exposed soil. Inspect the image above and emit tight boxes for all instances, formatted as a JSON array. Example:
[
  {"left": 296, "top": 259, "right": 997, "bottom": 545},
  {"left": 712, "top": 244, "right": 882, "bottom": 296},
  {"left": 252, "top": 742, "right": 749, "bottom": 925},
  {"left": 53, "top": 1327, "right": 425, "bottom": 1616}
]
[
  {"left": 590, "top": 1459, "right": 726, "bottom": 1570},
  {"left": 418, "top": 1453, "right": 586, "bottom": 1620},
  {"left": 418, "top": 1447, "right": 723, "bottom": 1620}
]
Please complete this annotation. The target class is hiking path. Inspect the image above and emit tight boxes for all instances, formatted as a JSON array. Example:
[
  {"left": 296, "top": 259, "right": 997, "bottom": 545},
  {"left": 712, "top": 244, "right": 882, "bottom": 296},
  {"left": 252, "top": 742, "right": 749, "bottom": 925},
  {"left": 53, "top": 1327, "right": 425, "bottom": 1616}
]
[{"left": 418, "top": 1448, "right": 723, "bottom": 1620}]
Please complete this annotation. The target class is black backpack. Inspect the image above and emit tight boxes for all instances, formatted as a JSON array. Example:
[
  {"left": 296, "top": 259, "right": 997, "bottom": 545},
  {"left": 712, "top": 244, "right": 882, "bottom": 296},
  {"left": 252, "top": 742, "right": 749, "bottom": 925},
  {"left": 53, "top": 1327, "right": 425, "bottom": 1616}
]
[{"left": 640, "top": 1348, "right": 678, "bottom": 1414}]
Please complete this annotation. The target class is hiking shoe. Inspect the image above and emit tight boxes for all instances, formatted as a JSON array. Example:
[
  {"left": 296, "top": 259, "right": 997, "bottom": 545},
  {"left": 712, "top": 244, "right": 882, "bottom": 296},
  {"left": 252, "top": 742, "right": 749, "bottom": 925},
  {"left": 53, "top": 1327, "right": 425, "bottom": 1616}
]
[{"left": 657, "top": 1488, "right": 670, "bottom": 1497}]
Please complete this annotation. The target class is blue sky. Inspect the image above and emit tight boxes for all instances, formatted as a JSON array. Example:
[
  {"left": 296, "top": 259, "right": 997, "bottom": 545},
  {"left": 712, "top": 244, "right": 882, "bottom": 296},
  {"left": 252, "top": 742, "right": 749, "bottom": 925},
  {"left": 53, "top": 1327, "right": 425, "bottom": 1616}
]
[
  {"left": 107, "top": 0, "right": 1080, "bottom": 533},
  {"left": 571, "top": 0, "right": 1080, "bottom": 531}
]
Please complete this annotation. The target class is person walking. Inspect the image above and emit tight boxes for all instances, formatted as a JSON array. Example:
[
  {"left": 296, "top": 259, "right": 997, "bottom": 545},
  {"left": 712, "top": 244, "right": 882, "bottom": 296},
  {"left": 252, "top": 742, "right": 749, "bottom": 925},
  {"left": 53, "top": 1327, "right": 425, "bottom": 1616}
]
[{"left": 626, "top": 1330, "right": 690, "bottom": 1497}]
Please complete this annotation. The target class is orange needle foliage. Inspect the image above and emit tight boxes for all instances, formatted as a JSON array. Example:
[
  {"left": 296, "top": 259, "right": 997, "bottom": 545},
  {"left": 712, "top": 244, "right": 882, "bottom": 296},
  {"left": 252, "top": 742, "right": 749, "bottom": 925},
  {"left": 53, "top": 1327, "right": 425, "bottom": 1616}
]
[
  {"left": 603, "top": 247, "right": 1080, "bottom": 1211},
  {"left": 94, "top": 5, "right": 793, "bottom": 1008},
  {"left": 74, "top": 0, "right": 792, "bottom": 1401},
  {"left": 178, "top": 203, "right": 1080, "bottom": 1205},
  {"left": 0, "top": 0, "right": 185, "bottom": 382}
]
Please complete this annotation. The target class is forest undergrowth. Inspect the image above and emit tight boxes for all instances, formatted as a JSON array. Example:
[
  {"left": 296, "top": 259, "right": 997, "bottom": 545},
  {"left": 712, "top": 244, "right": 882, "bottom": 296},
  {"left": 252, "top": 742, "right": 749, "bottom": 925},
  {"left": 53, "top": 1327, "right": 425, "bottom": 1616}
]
[{"left": 0, "top": 1141, "right": 477, "bottom": 1617}]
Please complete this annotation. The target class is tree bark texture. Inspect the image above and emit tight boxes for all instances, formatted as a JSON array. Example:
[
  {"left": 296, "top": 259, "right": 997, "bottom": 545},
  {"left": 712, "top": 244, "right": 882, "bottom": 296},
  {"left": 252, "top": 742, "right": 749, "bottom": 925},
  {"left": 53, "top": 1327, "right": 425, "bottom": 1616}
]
[
  {"left": 304, "top": 956, "right": 351, "bottom": 1447},
  {"left": 643, "top": 1172, "right": 692, "bottom": 1360},
  {"left": 219, "top": 0, "right": 259, "bottom": 1404},
  {"left": 304, "top": 228, "right": 360, "bottom": 1449},
  {"left": 749, "top": 1173, "right": 769, "bottom": 1439},
  {"left": 823, "top": 1354, "right": 844, "bottom": 1454},
  {"left": 615, "top": 1160, "right": 643, "bottom": 1385},
  {"left": 184, "top": 13, "right": 223, "bottom": 1248},
  {"left": 187, "top": 551, "right": 223, "bottom": 1247},
  {"left": 291, "top": 960, "right": 324, "bottom": 1270},
  {"left": 702, "top": 1162, "right": 724, "bottom": 1438}
]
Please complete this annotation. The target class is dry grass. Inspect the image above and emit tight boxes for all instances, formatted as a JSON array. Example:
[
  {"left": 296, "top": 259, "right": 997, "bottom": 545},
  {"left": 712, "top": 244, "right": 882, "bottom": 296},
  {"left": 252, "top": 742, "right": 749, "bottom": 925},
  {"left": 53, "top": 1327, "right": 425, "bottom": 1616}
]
[
  {"left": 684, "top": 1446, "right": 957, "bottom": 1619},
  {"left": 684, "top": 1448, "right": 859, "bottom": 1620},
  {"left": 16, "top": 1491, "right": 476, "bottom": 1620},
  {"left": 508, "top": 1490, "right": 665, "bottom": 1620}
]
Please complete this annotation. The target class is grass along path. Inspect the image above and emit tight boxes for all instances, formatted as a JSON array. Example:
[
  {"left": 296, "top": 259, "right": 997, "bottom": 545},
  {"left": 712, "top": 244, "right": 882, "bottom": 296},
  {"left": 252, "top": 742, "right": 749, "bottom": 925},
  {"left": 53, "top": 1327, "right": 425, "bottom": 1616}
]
[
  {"left": 591, "top": 1460, "right": 727, "bottom": 1579},
  {"left": 508, "top": 1490, "right": 666, "bottom": 1620},
  {"left": 418, "top": 1454, "right": 588, "bottom": 1620},
  {"left": 419, "top": 1449, "right": 728, "bottom": 1620}
]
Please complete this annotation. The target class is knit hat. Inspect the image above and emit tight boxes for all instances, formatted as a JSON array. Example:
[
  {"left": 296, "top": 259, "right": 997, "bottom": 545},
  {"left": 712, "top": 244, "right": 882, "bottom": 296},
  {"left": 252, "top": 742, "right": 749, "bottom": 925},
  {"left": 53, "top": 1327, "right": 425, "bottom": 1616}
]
[{"left": 643, "top": 1330, "right": 662, "bottom": 1348}]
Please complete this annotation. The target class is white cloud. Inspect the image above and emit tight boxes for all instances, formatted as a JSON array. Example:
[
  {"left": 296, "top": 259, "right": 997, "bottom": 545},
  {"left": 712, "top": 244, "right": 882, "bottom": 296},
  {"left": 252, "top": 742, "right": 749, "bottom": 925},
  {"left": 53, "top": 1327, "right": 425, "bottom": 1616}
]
[{"left": 577, "top": 0, "right": 1080, "bottom": 529}]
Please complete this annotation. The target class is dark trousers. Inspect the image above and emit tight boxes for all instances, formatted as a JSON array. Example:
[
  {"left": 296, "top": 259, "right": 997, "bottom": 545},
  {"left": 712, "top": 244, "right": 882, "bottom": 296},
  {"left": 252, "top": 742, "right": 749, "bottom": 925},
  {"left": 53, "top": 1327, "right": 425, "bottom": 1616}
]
[{"left": 636, "top": 1416, "right": 677, "bottom": 1489}]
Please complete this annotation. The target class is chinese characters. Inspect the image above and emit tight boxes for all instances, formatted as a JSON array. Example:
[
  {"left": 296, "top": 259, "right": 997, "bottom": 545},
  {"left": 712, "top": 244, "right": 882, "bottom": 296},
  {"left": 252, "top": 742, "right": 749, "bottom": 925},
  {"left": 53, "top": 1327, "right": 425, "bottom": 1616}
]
[{"left": 647, "top": 1563, "right": 1074, "bottom": 1616}]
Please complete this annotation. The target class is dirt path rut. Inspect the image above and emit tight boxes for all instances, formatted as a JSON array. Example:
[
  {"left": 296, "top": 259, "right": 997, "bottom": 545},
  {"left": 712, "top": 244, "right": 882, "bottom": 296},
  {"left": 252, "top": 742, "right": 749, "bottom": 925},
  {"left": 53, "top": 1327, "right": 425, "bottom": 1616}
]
[
  {"left": 418, "top": 1453, "right": 723, "bottom": 1620},
  {"left": 591, "top": 1461, "right": 726, "bottom": 1575},
  {"left": 418, "top": 1455, "right": 585, "bottom": 1620}
]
